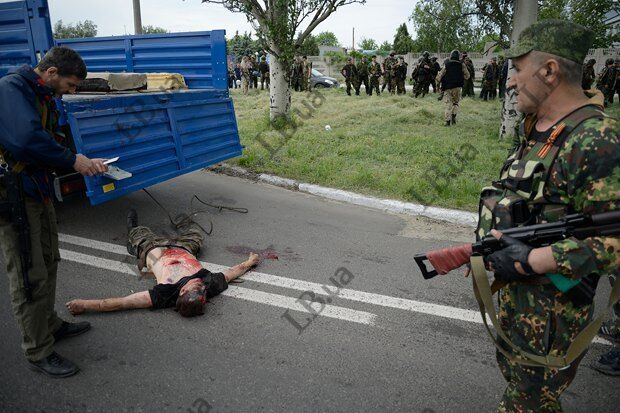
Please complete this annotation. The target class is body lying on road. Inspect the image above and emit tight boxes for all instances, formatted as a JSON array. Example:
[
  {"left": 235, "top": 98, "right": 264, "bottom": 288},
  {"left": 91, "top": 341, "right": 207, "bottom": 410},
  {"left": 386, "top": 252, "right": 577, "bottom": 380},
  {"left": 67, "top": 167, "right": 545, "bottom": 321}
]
[{"left": 66, "top": 210, "right": 259, "bottom": 317}]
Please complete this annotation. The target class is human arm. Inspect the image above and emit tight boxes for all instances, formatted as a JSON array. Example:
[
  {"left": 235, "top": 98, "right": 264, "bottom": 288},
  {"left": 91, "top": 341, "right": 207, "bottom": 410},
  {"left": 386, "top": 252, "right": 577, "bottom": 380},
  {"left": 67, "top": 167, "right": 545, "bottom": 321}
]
[
  {"left": 436, "top": 66, "right": 446, "bottom": 84},
  {"left": 547, "top": 118, "right": 620, "bottom": 279},
  {"left": 0, "top": 76, "right": 75, "bottom": 168},
  {"left": 65, "top": 291, "right": 152, "bottom": 315},
  {"left": 223, "top": 253, "right": 260, "bottom": 283},
  {"left": 489, "top": 118, "right": 620, "bottom": 279},
  {"left": 462, "top": 63, "right": 470, "bottom": 81}
]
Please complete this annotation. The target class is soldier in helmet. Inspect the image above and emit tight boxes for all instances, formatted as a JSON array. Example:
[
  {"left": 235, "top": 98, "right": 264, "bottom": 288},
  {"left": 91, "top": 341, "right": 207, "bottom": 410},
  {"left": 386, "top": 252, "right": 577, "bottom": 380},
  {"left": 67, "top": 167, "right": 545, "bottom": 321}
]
[
  {"left": 436, "top": 50, "right": 470, "bottom": 126},
  {"left": 413, "top": 51, "right": 432, "bottom": 98}
]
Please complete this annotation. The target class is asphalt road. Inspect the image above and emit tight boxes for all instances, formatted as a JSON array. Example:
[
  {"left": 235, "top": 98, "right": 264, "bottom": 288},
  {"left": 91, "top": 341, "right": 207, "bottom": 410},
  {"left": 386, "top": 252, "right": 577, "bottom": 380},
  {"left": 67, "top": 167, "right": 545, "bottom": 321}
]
[{"left": 0, "top": 171, "right": 617, "bottom": 413}]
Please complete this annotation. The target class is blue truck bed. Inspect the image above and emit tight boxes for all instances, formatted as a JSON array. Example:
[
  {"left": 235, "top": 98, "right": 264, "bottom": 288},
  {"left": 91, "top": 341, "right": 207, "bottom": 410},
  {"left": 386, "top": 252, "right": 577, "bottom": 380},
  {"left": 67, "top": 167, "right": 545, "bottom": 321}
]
[{"left": 0, "top": 0, "right": 242, "bottom": 205}]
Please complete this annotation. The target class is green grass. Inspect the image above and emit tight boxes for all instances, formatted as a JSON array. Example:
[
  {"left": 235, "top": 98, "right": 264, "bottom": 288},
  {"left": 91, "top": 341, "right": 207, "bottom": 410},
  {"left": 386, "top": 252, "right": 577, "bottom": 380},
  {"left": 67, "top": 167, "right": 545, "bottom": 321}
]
[{"left": 229, "top": 87, "right": 515, "bottom": 211}]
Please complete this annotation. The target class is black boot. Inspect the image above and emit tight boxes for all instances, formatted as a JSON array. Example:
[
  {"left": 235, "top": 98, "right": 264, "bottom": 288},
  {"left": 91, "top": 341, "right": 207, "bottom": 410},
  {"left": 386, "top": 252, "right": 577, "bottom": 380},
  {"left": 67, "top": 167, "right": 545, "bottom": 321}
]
[
  {"left": 451, "top": 114, "right": 457, "bottom": 125},
  {"left": 445, "top": 120, "right": 451, "bottom": 127},
  {"left": 126, "top": 209, "right": 139, "bottom": 256},
  {"left": 28, "top": 352, "right": 80, "bottom": 378},
  {"left": 53, "top": 321, "right": 91, "bottom": 342}
]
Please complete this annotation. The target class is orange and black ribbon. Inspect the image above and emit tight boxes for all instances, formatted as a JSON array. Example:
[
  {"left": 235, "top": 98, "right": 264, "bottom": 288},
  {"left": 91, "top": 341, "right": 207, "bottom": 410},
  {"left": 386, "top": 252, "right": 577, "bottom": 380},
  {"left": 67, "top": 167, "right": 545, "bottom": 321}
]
[{"left": 537, "top": 123, "right": 566, "bottom": 159}]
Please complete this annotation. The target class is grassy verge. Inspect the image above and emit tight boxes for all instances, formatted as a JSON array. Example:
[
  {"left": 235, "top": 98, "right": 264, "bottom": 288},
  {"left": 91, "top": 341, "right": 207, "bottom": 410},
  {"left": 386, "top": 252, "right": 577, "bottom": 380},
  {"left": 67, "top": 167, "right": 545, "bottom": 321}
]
[{"left": 229, "top": 88, "right": 613, "bottom": 212}]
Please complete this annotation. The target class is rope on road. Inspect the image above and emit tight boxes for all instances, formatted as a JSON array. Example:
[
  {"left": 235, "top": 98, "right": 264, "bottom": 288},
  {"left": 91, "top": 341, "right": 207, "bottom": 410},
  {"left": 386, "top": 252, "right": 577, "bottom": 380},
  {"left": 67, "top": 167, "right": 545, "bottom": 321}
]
[{"left": 142, "top": 188, "right": 248, "bottom": 236}]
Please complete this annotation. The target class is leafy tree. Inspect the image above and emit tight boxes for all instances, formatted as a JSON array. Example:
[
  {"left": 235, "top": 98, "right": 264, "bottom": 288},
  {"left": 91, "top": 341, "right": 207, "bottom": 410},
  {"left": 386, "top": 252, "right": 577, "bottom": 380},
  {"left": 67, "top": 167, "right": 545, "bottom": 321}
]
[
  {"left": 298, "top": 33, "right": 320, "bottom": 56},
  {"left": 376, "top": 40, "right": 392, "bottom": 55},
  {"left": 411, "top": 0, "right": 481, "bottom": 52},
  {"left": 53, "top": 19, "right": 97, "bottom": 39},
  {"left": 539, "top": 0, "right": 620, "bottom": 47},
  {"left": 201, "top": 0, "right": 366, "bottom": 121},
  {"left": 315, "top": 31, "right": 341, "bottom": 47},
  {"left": 393, "top": 23, "right": 414, "bottom": 54},
  {"left": 358, "top": 37, "right": 378, "bottom": 50},
  {"left": 141, "top": 25, "right": 169, "bottom": 34},
  {"left": 227, "top": 31, "right": 263, "bottom": 58}
]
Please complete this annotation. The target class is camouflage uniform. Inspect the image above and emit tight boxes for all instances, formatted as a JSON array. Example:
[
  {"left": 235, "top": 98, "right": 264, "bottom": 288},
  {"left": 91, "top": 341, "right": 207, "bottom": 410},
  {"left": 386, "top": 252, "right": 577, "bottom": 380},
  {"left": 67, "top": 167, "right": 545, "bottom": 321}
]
[
  {"left": 476, "top": 20, "right": 620, "bottom": 412},
  {"left": 413, "top": 53, "right": 432, "bottom": 98},
  {"left": 462, "top": 55, "right": 476, "bottom": 97},
  {"left": 341, "top": 60, "right": 359, "bottom": 96},
  {"left": 356, "top": 58, "right": 370, "bottom": 95},
  {"left": 369, "top": 59, "right": 382, "bottom": 96},
  {"left": 381, "top": 54, "right": 397, "bottom": 92},
  {"left": 395, "top": 59, "right": 408, "bottom": 95},
  {"left": 128, "top": 219, "right": 204, "bottom": 272},
  {"left": 581, "top": 59, "right": 595, "bottom": 90},
  {"left": 596, "top": 59, "right": 616, "bottom": 107},
  {"left": 480, "top": 59, "right": 499, "bottom": 100}
]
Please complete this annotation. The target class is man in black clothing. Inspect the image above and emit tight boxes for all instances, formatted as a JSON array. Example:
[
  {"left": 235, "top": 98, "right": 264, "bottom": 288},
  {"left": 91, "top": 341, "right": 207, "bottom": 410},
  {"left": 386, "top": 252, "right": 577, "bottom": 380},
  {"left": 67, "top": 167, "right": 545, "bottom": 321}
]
[{"left": 65, "top": 211, "right": 260, "bottom": 317}]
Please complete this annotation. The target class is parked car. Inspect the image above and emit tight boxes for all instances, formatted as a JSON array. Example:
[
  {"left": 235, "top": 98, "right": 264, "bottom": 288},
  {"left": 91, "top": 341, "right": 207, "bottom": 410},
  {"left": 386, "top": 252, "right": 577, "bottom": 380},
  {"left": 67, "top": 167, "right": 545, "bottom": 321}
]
[{"left": 310, "top": 69, "right": 339, "bottom": 89}]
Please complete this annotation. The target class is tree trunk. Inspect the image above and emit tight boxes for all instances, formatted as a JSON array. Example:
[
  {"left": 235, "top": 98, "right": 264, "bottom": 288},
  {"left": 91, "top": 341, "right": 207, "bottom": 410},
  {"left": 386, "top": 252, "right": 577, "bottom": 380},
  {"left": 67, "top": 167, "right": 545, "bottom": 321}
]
[
  {"left": 499, "top": 0, "right": 537, "bottom": 143},
  {"left": 269, "top": 51, "right": 292, "bottom": 122}
]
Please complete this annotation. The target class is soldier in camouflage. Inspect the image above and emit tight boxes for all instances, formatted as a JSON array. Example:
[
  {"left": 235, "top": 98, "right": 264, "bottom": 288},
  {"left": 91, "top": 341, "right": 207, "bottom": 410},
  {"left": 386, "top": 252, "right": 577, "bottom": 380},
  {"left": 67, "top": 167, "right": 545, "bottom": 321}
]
[
  {"left": 395, "top": 56, "right": 408, "bottom": 95},
  {"left": 461, "top": 52, "right": 476, "bottom": 97},
  {"left": 596, "top": 58, "right": 617, "bottom": 107},
  {"left": 475, "top": 20, "right": 619, "bottom": 412},
  {"left": 357, "top": 56, "right": 370, "bottom": 96},
  {"left": 381, "top": 52, "right": 397, "bottom": 93},
  {"left": 413, "top": 51, "right": 432, "bottom": 98},
  {"left": 341, "top": 57, "right": 359, "bottom": 96},
  {"left": 581, "top": 58, "right": 596, "bottom": 90},
  {"left": 369, "top": 55, "right": 382, "bottom": 96}
]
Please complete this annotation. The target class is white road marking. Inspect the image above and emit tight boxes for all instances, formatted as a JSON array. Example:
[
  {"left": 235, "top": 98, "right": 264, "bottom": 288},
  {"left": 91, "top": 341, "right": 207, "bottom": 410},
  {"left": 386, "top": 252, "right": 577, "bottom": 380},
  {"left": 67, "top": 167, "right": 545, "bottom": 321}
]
[
  {"left": 58, "top": 234, "right": 612, "bottom": 346},
  {"left": 59, "top": 249, "right": 376, "bottom": 326}
]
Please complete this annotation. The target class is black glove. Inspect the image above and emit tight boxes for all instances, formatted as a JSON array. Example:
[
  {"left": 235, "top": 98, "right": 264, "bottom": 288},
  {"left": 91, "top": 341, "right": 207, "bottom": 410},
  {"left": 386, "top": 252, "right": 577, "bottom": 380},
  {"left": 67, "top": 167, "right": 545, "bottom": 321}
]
[{"left": 486, "top": 234, "right": 536, "bottom": 282}]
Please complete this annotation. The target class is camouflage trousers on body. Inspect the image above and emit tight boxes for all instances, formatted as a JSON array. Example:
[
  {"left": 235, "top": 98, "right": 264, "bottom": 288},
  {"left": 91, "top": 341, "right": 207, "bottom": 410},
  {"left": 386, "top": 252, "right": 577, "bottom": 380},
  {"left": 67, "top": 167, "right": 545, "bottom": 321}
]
[
  {"left": 496, "top": 283, "right": 593, "bottom": 413},
  {"left": 357, "top": 76, "right": 370, "bottom": 95},
  {"left": 0, "top": 193, "right": 63, "bottom": 362},
  {"left": 396, "top": 79, "right": 406, "bottom": 95},
  {"left": 443, "top": 87, "right": 461, "bottom": 122},
  {"left": 382, "top": 74, "right": 392, "bottom": 92},
  {"left": 345, "top": 79, "right": 359, "bottom": 95},
  {"left": 128, "top": 221, "right": 204, "bottom": 272},
  {"left": 463, "top": 78, "right": 475, "bottom": 97},
  {"left": 369, "top": 77, "right": 380, "bottom": 95},
  {"left": 414, "top": 80, "right": 430, "bottom": 97}
]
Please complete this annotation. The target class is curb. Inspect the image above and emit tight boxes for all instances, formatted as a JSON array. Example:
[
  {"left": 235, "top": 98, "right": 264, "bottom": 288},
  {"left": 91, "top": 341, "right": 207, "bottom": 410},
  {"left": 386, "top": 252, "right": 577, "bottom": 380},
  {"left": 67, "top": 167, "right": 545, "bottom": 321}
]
[{"left": 207, "top": 164, "right": 478, "bottom": 227}]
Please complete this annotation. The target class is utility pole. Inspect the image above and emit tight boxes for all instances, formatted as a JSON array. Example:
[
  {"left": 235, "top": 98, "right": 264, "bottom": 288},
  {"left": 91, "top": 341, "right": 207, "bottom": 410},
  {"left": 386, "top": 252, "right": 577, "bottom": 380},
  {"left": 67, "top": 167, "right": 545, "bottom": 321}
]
[
  {"left": 133, "top": 0, "right": 143, "bottom": 35},
  {"left": 499, "top": 0, "right": 537, "bottom": 142},
  {"left": 352, "top": 27, "right": 355, "bottom": 51}
]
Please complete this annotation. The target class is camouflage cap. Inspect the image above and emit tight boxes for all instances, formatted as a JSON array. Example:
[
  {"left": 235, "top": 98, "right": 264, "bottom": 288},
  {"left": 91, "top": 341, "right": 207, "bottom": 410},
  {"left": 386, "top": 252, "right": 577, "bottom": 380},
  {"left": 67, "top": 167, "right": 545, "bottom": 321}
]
[{"left": 505, "top": 19, "right": 593, "bottom": 63}]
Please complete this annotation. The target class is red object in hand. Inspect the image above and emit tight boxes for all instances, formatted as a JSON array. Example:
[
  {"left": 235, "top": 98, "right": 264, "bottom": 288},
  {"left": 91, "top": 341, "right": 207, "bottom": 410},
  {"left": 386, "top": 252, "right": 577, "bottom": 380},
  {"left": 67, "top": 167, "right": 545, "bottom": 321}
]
[{"left": 426, "top": 243, "right": 473, "bottom": 275}]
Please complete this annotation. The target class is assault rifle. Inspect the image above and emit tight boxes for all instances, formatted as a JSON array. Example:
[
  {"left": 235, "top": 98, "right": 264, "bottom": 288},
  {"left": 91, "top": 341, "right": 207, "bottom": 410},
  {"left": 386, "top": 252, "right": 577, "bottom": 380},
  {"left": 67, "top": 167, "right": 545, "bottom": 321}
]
[
  {"left": 0, "top": 170, "right": 33, "bottom": 300},
  {"left": 415, "top": 211, "right": 620, "bottom": 280}
]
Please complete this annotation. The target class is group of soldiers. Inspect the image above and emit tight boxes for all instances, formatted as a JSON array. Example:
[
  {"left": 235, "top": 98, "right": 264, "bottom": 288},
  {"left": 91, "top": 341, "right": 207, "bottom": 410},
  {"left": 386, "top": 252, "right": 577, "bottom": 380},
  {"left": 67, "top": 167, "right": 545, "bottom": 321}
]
[
  {"left": 337, "top": 51, "right": 513, "bottom": 101},
  {"left": 584, "top": 57, "right": 620, "bottom": 107},
  {"left": 228, "top": 55, "right": 270, "bottom": 94}
]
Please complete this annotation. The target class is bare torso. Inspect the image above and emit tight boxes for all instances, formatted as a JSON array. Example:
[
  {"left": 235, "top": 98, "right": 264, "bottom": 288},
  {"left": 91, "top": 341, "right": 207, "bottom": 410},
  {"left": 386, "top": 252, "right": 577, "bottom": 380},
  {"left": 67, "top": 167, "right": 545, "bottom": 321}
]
[{"left": 146, "top": 247, "right": 203, "bottom": 285}]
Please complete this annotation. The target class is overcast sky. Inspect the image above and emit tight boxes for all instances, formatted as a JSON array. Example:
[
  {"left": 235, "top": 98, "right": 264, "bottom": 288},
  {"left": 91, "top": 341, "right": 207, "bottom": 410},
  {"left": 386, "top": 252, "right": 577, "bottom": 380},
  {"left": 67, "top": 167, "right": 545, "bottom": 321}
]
[{"left": 45, "top": 0, "right": 416, "bottom": 47}]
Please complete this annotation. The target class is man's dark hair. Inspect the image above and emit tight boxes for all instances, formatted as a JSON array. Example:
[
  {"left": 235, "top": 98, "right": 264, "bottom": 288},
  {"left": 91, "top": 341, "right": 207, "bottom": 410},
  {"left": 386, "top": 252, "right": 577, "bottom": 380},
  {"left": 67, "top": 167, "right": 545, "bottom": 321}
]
[
  {"left": 36, "top": 46, "right": 87, "bottom": 79},
  {"left": 176, "top": 289, "right": 205, "bottom": 317}
]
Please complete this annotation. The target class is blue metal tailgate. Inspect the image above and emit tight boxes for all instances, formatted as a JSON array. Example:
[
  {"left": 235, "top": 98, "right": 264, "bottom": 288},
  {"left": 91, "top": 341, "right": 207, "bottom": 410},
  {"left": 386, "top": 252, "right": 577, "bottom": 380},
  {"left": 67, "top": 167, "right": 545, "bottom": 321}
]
[
  {"left": 62, "top": 89, "right": 242, "bottom": 205},
  {"left": 0, "top": 0, "right": 53, "bottom": 76},
  {"left": 56, "top": 31, "right": 228, "bottom": 90}
]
